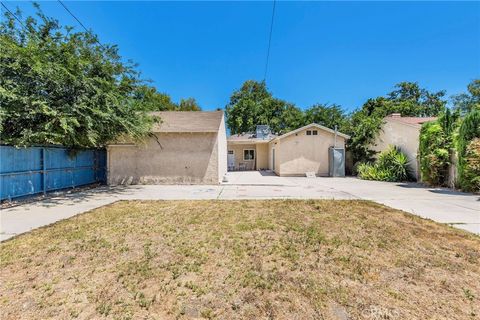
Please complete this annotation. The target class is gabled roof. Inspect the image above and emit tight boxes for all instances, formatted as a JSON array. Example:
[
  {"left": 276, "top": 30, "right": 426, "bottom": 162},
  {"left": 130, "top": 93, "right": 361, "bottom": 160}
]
[
  {"left": 150, "top": 111, "right": 224, "bottom": 133},
  {"left": 385, "top": 114, "right": 437, "bottom": 128},
  {"left": 273, "top": 123, "right": 350, "bottom": 141}
]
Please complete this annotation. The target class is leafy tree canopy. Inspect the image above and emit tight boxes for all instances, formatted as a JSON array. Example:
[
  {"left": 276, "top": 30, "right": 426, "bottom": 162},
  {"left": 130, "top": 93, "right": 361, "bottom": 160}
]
[
  {"left": 451, "top": 79, "right": 480, "bottom": 115},
  {"left": 178, "top": 98, "right": 201, "bottom": 111},
  {"left": 0, "top": 4, "right": 159, "bottom": 148},
  {"left": 134, "top": 86, "right": 202, "bottom": 112},
  {"left": 134, "top": 85, "right": 178, "bottom": 111},
  {"left": 363, "top": 82, "right": 446, "bottom": 118},
  {"left": 304, "top": 104, "right": 349, "bottom": 132},
  {"left": 347, "top": 82, "right": 447, "bottom": 163},
  {"left": 0, "top": 4, "right": 200, "bottom": 149},
  {"left": 225, "top": 80, "right": 304, "bottom": 135}
]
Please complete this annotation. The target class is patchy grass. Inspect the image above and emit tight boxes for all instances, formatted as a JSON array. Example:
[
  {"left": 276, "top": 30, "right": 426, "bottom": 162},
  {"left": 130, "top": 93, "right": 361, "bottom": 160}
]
[{"left": 1, "top": 200, "right": 479, "bottom": 319}]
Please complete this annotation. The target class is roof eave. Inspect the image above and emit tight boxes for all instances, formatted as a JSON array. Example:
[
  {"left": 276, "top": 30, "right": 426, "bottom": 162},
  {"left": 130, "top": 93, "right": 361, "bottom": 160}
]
[
  {"left": 153, "top": 130, "right": 219, "bottom": 133},
  {"left": 275, "top": 123, "right": 350, "bottom": 140},
  {"left": 227, "top": 139, "right": 273, "bottom": 144},
  {"left": 384, "top": 118, "right": 422, "bottom": 129}
]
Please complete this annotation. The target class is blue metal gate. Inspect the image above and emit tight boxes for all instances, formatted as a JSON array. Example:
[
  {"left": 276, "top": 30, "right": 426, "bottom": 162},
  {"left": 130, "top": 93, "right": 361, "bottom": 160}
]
[{"left": 0, "top": 146, "right": 106, "bottom": 201}]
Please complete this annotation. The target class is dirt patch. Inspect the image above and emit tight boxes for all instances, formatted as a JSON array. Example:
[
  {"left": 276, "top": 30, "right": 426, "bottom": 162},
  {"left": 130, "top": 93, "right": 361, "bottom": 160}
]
[{"left": 1, "top": 200, "right": 479, "bottom": 319}]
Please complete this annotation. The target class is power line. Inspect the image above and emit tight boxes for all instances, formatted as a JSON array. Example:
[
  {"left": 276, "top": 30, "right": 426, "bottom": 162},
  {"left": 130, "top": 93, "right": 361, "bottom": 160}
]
[
  {"left": 57, "top": 1, "right": 89, "bottom": 32},
  {"left": 1, "top": 2, "right": 27, "bottom": 30},
  {"left": 263, "top": 0, "right": 276, "bottom": 82},
  {"left": 57, "top": 0, "right": 106, "bottom": 50}
]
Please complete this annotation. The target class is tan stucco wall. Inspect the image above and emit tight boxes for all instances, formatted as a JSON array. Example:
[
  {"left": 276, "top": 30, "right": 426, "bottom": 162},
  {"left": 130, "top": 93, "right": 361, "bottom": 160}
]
[
  {"left": 255, "top": 143, "right": 269, "bottom": 170},
  {"left": 226, "top": 142, "right": 270, "bottom": 171},
  {"left": 276, "top": 128, "right": 345, "bottom": 176},
  {"left": 227, "top": 143, "right": 256, "bottom": 170},
  {"left": 108, "top": 132, "right": 219, "bottom": 185},
  {"left": 372, "top": 120, "right": 420, "bottom": 179},
  {"left": 217, "top": 116, "right": 228, "bottom": 182}
]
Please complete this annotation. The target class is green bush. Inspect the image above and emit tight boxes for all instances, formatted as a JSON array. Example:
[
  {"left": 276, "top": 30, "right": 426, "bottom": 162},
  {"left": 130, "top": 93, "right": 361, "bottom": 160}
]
[
  {"left": 456, "top": 110, "right": 480, "bottom": 192},
  {"left": 418, "top": 109, "right": 457, "bottom": 186},
  {"left": 462, "top": 138, "right": 480, "bottom": 192},
  {"left": 418, "top": 122, "right": 450, "bottom": 185},
  {"left": 358, "top": 146, "right": 412, "bottom": 182}
]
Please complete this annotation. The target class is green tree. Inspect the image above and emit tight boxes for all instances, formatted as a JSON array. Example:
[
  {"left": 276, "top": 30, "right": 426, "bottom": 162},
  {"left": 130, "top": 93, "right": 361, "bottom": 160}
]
[
  {"left": 225, "top": 80, "right": 272, "bottom": 134},
  {"left": 388, "top": 82, "right": 446, "bottom": 116},
  {"left": 225, "top": 80, "right": 303, "bottom": 134},
  {"left": 134, "top": 85, "right": 177, "bottom": 111},
  {"left": 177, "top": 97, "right": 201, "bottom": 111},
  {"left": 134, "top": 86, "right": 202, "bottom": 112},
  {"left": 348, "top": 82, "right": 447, "bottom": 164},
  {"left": 0, "top": 5, "right": 155, "bottom": 148},
  {"left": 347, "top": 109, "right": 384, "bottom": 164},
  {"left": 451, "top": 79, "right": 480, "bottom": 115},
  {"left": 469, "top": 79, "right": 480, "bottom": 97},
  {"left": 304, "top": 104, "right": 348, "bottom": 131},
  {"left": 277, "top": 103, "right": 305, "bottom": 133}
]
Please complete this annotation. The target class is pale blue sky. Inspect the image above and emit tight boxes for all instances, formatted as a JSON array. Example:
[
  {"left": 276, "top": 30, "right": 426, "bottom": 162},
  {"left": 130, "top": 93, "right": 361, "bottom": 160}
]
[{"left": 4, "top": 1, "right": 480, "bottom": 111}]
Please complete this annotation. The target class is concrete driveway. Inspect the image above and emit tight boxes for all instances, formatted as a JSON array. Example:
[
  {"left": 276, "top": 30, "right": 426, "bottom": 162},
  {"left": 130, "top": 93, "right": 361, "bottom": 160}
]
[{"left": 1, "top": 171, "right": 479, "bottom": 240}]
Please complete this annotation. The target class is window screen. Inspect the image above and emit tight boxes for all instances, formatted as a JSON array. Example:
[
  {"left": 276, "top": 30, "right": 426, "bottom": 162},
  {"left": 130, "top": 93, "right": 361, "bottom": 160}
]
[{"left": 244, "top": 149, "right": 255, "bottom": 160}]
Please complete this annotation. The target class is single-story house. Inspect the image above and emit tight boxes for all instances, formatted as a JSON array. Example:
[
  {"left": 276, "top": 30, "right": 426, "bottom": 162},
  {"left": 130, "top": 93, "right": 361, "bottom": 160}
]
[
  {"left": 107, "top": 111, "right": 227, "bottom": 185},
  {"left": 371, "top": 113, "right": 437, "bottom": 180},
  {"left": 227, "top": 123, "right": 350, "bottom": 176}
]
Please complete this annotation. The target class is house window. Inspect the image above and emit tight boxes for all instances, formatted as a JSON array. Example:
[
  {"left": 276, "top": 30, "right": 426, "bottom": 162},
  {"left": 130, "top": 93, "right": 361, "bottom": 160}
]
[
  {"left": 312, "top": 130, "right": 318, "bottom": 135},
  {"left": 244, "top": 149, "right": 255, "bottom": 161},
  {"left": 306, "top": 130, "right": 312, "bottom": 135},
  {"left": 228, "top": 150, "right": 234, "bottom": 155}
]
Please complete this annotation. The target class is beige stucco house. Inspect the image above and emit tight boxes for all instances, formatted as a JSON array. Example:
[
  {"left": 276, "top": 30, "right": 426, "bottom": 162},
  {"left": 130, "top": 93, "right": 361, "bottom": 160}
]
[
  {"left": 107, "top": 111, "right": 227, "bottom": 185},
  {"left": 372, "top": 113, "right": 436, "bottom": 180},
  {"left": 227, "top": 123, "right": 350, "bottom": 176}
]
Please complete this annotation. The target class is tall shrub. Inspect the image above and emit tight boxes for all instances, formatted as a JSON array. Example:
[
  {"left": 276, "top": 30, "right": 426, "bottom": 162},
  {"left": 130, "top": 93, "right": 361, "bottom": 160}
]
[
  {"left": 462, "top": 138, "right": 480, "bottom": 192},
  {"left": 418, "top": 119, "right": 451, "bottom": 186},
  {"left": 456, "top": 110, "right": 480, "bottom": 192}
]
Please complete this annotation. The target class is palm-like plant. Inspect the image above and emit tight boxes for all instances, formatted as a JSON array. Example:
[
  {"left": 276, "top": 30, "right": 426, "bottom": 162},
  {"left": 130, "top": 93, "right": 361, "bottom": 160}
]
[{"left": 358, "top": 146, "right": 412, "bottom": 182}]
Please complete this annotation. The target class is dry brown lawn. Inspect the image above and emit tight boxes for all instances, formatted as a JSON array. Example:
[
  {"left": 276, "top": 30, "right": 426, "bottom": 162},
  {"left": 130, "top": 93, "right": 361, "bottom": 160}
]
[{"left": 1, "top": 200, "right": 479, "bottom": 320}]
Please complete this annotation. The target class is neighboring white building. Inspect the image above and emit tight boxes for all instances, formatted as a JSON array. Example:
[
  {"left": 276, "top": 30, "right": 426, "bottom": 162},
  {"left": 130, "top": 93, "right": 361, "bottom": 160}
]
[{"left": 372, "top": 113, "right": 437, "bottom": 180}]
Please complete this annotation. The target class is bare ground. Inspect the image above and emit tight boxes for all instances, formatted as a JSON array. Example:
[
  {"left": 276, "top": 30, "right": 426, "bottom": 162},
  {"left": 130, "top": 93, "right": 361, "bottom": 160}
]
[{"left": 0, "top": 200, "right": 479, "bottom": 320}]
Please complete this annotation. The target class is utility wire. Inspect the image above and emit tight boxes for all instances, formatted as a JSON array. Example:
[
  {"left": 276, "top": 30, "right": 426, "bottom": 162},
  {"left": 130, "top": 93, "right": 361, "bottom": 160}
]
[
  {"left": 263, "top": 0, "right": 276, "bottom": 82},
  {"left": 1, "top": 2, "right": 27, "bottom": 30},
  {"left": 57, "top": 0, "right": 106, "bottom": 50}
]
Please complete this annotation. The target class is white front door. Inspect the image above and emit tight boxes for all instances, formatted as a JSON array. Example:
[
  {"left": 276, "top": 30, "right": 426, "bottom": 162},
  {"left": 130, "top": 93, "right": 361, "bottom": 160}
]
[{"left": 227, "top": 150, "right": 235, "bottom": 171}]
